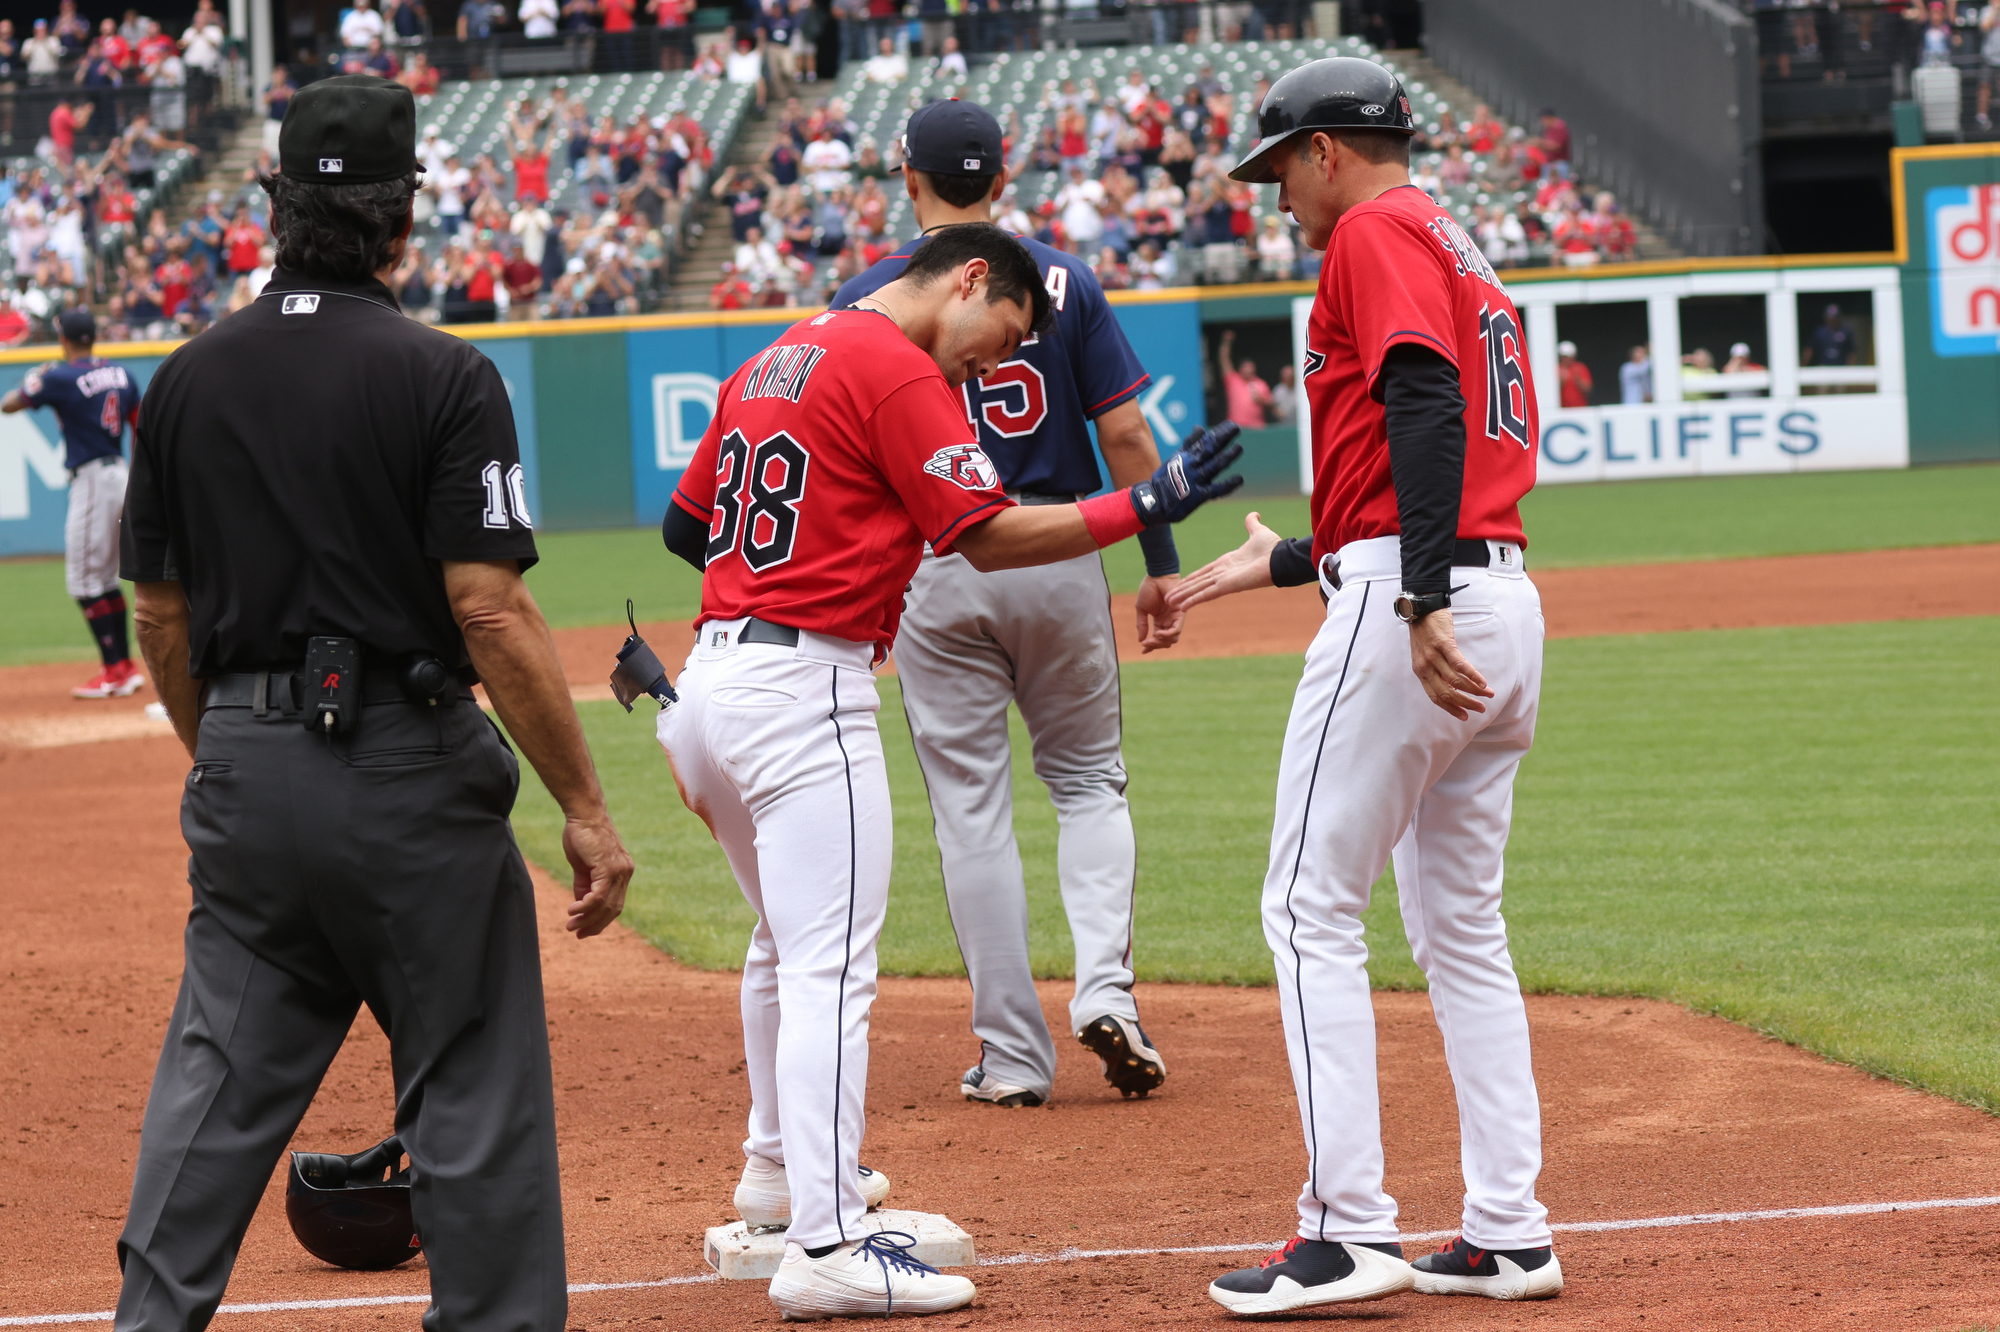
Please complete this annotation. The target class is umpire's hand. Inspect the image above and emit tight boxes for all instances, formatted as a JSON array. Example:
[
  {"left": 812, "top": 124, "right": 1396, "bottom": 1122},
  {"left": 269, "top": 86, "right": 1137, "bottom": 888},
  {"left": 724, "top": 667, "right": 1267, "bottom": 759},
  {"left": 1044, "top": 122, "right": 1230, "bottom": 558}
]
[{"left": 447, "top": 560, "right": 636, "bottom": 938}]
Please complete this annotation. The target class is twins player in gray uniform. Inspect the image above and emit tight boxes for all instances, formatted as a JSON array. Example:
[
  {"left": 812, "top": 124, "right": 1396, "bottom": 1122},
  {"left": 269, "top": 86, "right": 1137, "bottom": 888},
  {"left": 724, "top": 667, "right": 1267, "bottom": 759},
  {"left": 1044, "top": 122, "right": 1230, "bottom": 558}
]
[{"left": 833, "top": 100, "right": 1183, "bottom": 1105}]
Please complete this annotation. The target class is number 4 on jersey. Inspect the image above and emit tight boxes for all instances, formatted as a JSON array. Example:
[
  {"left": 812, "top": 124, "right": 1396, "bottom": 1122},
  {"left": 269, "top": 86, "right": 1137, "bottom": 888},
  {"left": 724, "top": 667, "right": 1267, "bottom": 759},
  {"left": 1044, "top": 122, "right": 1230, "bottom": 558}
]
[{"left": 1477, "top": 304, "right": 1530, "bottom": 449}]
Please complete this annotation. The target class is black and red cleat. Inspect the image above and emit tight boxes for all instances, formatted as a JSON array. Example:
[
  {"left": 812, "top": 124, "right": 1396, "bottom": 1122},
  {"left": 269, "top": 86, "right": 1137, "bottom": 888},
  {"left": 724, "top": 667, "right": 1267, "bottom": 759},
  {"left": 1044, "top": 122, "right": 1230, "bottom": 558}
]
[
  {"left": 1411, "top": 1234, "right": 1563, "bottom": 1300},
  {"left": 1207, "top": 1237, "right": 1413, "bottom": 1315}
]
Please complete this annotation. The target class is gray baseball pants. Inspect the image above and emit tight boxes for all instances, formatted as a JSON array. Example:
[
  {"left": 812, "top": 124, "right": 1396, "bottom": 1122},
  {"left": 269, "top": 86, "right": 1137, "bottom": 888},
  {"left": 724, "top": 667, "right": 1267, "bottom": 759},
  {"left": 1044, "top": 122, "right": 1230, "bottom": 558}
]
[
  {"left": 895, "top": 548, "right": 1139, "bottom": 1101},
  {"left": 115, "top": 695, "right": 565, "bottom": 1332}
]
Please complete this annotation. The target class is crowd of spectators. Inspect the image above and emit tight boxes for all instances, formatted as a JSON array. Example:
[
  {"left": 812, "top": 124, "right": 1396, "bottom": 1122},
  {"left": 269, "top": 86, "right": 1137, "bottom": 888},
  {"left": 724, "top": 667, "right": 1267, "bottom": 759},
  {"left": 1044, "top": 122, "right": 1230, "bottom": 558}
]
[
  {"left": 0, "top": 0, "right": 227, "bottom": 113},
  {"left": 383, "top": 84, "right": 714, "bottom": 320},
  {"left": 1414, "top": 105, "right": 1641, "bottom": 270}
]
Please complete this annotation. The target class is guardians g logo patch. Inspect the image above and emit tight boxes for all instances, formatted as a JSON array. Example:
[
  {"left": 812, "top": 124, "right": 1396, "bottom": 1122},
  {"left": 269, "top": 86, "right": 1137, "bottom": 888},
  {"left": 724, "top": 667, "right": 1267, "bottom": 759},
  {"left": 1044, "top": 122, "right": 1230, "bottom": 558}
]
[{"left": 923, "top": 442, "right": 1000, "bottom": 492}]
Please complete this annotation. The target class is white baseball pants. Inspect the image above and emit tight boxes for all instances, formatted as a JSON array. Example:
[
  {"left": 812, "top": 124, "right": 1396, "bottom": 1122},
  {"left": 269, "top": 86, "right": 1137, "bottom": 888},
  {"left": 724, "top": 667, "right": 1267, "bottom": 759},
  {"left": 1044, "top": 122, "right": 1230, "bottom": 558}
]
[
  {"left": 656, "top": 620, "right": 888, "bottom": 1250},
  {"left": 894, "top": 548, "right": 1139, "bottom": 1100},
  {"left": 1264, "top": 535, "right": 1551, "bottom": 1250},
  {"left": 66, "top": 455, "right": 127, "bottom": 598}
]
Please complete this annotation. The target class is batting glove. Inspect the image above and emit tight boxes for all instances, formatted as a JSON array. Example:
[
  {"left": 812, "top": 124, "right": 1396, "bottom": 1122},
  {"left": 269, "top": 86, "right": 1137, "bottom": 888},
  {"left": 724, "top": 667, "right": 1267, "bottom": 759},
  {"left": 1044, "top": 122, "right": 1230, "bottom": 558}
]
[{"left": 1129, "top": 422, "right": 1245, "bottom": 527}]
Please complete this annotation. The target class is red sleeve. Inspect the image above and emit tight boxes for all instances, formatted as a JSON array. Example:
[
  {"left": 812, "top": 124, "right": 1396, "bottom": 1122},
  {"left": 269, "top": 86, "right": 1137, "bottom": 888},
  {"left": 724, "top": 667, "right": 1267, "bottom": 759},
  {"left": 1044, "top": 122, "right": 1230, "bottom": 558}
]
[
  {"left": 670, "top": 409, "right": 724, "bottom": 524},
  {"left": 1332, "top": 207, "right": 1457, "bottom": 401},
  {"left": 866, "top": 377, "right": 1013, "bottom": 555}
]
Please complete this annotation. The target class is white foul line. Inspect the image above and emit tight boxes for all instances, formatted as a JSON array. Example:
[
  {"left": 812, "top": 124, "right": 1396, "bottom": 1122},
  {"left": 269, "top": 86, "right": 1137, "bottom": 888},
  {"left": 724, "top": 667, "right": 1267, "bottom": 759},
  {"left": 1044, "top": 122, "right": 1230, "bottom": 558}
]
[{"left": 7, "top": 1193, "right": 1998, "bottom": 1327}]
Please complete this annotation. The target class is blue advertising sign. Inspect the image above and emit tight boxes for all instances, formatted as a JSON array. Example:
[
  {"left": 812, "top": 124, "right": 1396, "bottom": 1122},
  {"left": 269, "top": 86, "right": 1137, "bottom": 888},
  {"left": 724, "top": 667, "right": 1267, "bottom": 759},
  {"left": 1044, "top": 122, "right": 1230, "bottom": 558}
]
[{"left": 623, "top": 298, "right": 1210, "bottom": 528}]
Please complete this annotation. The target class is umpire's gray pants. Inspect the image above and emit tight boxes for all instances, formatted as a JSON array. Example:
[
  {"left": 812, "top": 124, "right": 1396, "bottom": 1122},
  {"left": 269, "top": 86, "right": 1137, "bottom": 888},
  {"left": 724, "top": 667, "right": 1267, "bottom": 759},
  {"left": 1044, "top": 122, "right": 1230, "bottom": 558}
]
[
  {"left": 896, "top": 549, "right": 1139, "bottom": 1100},
  {"left": 115, "top": 697, "right": 565, "bottom": 1332}
]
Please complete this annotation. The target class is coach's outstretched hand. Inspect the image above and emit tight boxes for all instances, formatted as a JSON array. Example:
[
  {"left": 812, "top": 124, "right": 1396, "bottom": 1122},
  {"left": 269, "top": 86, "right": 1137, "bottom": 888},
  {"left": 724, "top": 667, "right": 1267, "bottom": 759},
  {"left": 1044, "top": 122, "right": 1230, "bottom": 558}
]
[{"left": 1130, "top": 422, "right": 1244, "bottom": 526}]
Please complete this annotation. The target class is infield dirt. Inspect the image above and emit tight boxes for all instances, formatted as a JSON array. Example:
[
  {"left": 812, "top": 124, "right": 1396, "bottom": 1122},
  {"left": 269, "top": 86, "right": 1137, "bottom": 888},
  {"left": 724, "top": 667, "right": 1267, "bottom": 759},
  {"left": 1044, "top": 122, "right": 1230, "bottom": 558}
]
[{"left": 3, "top": 547, "right": 1998, "bottom": 1329}]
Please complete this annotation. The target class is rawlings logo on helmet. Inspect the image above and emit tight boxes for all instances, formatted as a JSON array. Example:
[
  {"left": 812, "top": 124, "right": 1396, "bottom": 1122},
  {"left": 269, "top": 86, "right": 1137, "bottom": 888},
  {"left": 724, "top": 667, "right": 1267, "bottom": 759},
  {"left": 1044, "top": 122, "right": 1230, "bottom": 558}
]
[
  {"left": 1360, "top": 103, "right": 1386, "bottom": 117},
  {"left": 923, "top": 442, "right": 1000, "bottom": 492}
]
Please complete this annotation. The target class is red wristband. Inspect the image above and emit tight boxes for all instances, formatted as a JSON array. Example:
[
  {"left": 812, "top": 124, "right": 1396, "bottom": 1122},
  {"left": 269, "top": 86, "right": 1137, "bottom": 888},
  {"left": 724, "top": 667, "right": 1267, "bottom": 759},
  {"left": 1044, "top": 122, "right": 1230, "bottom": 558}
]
[{"left": 1077, "top": 489, "right": 1147, "bottom": 548}]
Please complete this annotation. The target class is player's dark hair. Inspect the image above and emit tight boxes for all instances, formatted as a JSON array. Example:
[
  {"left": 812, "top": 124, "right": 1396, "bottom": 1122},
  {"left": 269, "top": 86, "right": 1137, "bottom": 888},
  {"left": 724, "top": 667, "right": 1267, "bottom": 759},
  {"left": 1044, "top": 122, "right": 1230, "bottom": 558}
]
[
  {"left": 901, "top": 222, "right": 1053, "bottom": 335},
  {"left": 912, "top": 166, "right": 999, "bottom": 211},
  {"left": 1329, "top": 129, "right": 1411, "bottom": 168},
  {"left": 259, "top": 171, "right": 420, "bottom": 283}
]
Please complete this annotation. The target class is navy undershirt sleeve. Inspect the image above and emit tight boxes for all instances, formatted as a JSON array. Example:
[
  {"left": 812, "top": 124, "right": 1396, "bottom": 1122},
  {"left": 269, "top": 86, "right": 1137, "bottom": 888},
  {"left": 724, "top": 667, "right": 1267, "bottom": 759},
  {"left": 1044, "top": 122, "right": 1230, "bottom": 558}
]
[{"left": 1380, "top": 344, "right": 1467, "bottom": 596}]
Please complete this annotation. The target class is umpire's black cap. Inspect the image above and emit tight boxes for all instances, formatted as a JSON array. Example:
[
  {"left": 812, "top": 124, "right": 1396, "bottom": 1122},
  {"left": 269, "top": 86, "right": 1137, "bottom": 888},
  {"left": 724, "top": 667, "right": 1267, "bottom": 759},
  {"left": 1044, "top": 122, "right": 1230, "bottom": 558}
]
[
  {"left": 279, "top": 75, "right": 424, "bottom": 185},
  {"left": 901, "top": 98, "right": 1004, "bottom": 177},
  {"left": 1229, "top": 56, "right": 1417, "bottom": 185}
]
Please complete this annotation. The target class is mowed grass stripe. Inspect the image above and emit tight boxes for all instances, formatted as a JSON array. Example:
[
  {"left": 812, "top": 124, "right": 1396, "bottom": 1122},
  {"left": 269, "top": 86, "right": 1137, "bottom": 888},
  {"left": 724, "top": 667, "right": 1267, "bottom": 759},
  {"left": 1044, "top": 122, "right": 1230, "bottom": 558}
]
[
  {"left": 508, "top": 616, "right": 2000, "bottom": 1112},
  {"left": 4, "top": 464, "right": 1998, "bottom": 664}
]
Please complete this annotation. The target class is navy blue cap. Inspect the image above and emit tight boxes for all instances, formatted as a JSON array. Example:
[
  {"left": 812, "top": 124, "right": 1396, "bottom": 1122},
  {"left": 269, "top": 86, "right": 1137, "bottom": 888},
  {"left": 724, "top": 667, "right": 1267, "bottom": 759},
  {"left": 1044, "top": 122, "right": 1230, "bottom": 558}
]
[
  {"left": 901, "top": 98, "right": 1003, "bottom": 177},
  {"left": 58, "top": 308, "right": 96, "bottom": 342}
]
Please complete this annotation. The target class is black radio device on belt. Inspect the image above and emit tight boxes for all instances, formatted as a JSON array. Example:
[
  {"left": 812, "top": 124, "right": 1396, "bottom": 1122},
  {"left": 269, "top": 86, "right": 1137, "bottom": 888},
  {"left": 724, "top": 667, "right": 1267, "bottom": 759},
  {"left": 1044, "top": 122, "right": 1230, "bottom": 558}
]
[{"left": 304, "top": 636, "right": 361, "bottom": 733}]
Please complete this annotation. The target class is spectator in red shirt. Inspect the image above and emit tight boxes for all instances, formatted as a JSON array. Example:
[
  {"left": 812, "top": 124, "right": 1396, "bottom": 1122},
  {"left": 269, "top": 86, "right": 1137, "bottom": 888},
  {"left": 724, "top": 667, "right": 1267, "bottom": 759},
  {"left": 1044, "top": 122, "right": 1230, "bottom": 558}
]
[
  {"left": 0, "top": 295, "right": 28, "bottom": 347},
  {"left": 1465, "top": 103, "right": 1505, "bottom": 154},
  {"left": 48, "top": 99, "right": 90, "bottom": 169},
  {"left": 99, "top": 175, "right": 138, "bottom": 225},
  {"left": 1537, "top": 109, "right": 1571, "bottom": 164},
  {"left": 1591, "top": 191, "right": 1636, "bottom": 262},
  {"left": 96, "top": 17, "right": 134, "bottom": 70},
  {"left": 1557, "top": 341, "right": 1593, "bottom": 407},
  {"left": 223, "top": 205, "right": 264, "bottom": 273},
  {"left": 601, "top": 0, "right": 636, "bottom": 69},
  {"left": 513, "top": 126, "right": 554, "bottom": 204},
  {"left": 1217, "top": 329, "right": 1272, "bottom": 429},
  {"left": 502, "top": 243, "right": 542, "bottom": 317},
  {"left": 155, "top": 240, "right": 194, "bottom": 317},
  {"left": 710, "top": 261, "right": 752, "bottom": 308}
]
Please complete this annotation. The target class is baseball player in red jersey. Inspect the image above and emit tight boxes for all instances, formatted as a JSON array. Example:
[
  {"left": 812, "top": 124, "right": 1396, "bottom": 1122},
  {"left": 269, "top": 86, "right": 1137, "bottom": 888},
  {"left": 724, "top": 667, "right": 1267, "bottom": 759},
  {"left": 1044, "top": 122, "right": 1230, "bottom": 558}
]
[
  {"left": 655, "top": 223, "right": 1241, "bottom": 1320},
  {"left": 1169, "top": 59, "right": 1562, "bottom": 1313}
]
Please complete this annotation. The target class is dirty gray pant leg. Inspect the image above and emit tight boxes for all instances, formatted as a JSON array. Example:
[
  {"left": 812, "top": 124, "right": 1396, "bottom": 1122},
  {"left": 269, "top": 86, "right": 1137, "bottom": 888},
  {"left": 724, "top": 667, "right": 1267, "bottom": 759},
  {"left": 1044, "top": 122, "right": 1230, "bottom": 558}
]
[
  {"left": 115, "top": 703, "right": 565, "bottom": 1332},
  {"left": 897, "top": 550, "right": 1139, "bottom": 1099}
]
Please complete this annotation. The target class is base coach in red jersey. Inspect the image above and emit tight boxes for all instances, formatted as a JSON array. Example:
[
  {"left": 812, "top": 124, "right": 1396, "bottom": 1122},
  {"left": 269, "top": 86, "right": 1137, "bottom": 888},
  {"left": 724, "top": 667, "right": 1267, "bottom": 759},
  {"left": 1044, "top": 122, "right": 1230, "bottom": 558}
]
[
  {"left": 115, "top": 75, "right": 634, "bottom": 1332},
  {"left": 1169, "top": 58, "right": 1564, "bottom": 1313}
]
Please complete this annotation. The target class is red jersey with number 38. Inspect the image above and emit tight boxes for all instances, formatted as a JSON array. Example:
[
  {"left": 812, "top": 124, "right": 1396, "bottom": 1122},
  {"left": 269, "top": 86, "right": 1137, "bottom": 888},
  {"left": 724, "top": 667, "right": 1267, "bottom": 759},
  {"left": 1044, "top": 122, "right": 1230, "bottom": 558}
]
[
  {"left": 1302, "top": 184, "right": 1537, "bottom": 559},
  {"left": 670, "top": 309, "right": 1013, "bottom": 650}
]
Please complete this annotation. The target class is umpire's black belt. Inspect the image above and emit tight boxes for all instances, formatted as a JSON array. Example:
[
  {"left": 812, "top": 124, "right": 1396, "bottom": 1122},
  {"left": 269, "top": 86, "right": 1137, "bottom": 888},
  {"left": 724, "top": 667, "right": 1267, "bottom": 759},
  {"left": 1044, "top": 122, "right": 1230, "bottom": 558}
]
[{"left": 201, "top": 668, "right": 474, "bottom": 714}]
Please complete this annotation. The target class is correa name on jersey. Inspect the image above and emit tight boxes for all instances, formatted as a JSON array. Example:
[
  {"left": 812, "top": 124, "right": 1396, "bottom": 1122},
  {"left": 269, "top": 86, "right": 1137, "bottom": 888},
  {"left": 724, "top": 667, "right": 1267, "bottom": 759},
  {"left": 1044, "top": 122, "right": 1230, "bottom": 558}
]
[
  {"left": 831, "top": 234, "right": 1150, "bottom": 497},
  {"left": 21, "top": 358, "right": 138, "bottom": 471}
]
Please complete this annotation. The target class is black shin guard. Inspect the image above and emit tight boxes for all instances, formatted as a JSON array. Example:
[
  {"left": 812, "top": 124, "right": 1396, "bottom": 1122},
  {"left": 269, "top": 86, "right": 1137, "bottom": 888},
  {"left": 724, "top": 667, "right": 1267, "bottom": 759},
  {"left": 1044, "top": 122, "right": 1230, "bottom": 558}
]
[{"left": 78, "top": 589, "right": 130, "bottom": 668}]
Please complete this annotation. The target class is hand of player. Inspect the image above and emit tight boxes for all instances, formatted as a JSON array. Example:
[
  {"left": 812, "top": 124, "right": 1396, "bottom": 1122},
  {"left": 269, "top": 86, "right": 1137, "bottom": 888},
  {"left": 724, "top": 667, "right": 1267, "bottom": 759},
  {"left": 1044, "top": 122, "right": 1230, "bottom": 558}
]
[
  {"left": 1130, "top": 421, "right": 1244, "bottom": 526},
  {"left": 1134, "top": 574, "right": 1185, "bottom": 653},
  {"left": 1407, "top": 610, "right": 1494, "bottom": 720},
  {"left": 562, "top": 812, "right": 634, "bottom": 938},
  {"left": 1165, "top": 510, "right": 1281, "bottom": 611}
]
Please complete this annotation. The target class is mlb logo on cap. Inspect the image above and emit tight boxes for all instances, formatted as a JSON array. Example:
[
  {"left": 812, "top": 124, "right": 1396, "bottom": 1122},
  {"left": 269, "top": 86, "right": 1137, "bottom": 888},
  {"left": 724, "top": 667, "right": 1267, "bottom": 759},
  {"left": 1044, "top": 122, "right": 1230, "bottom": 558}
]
[
  {"left": 902, "top": 97, "right": 1004, "bottom": 178},
  {"left": 319, "top": 158, "right": 344, "bottom": 172},
  {"left": 964, "top": 158, "right": 981, "bottom": 170}
]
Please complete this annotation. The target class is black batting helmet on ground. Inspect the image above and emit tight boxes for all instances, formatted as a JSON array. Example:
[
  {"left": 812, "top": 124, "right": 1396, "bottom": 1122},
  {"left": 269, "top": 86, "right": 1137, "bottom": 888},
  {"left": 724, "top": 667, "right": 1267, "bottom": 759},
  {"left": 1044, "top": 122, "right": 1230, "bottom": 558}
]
[
  {"left": 1229, "top": 56, "right": 1418, "bottom": 185},
  {"left": 285, "top": 1135, "right": 422, "bottom": 1271}
]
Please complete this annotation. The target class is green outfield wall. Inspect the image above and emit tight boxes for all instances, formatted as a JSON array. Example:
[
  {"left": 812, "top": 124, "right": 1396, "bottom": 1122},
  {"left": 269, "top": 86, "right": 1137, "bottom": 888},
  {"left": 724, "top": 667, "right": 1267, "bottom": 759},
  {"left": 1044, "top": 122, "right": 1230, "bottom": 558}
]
[{"left": 1, "top": 145, "right": 1994, "bottom": 554}]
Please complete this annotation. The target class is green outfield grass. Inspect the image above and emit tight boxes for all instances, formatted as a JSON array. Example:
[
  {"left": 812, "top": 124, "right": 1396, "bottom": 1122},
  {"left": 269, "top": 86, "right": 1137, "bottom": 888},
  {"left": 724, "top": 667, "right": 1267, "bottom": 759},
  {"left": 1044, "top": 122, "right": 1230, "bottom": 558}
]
[
  {"left": 508, "top": 616, "right": 2000, "bottom": 1112},
  {"left": 5, "top": 464, "right": 1999, "bottom": 663}
]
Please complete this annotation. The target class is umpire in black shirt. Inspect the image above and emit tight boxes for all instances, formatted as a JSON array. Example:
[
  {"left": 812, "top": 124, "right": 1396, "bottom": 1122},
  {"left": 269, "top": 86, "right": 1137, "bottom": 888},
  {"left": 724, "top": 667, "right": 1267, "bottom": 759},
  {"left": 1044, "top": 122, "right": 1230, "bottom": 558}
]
[{"left": 115, "top": 75, "right": 634, "bottom": 1332}]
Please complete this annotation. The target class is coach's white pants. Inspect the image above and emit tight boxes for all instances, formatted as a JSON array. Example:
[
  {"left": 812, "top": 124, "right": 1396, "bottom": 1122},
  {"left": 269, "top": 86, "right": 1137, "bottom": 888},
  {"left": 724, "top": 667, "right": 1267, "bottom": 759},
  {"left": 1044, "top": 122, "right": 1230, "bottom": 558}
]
[
  {"left": 656, "top": 620, "right": 888, "bottom": 1249},
  {"left": 1264, "top": 536, "right": 1550, "bottom": 1250},
  {"left": 66, "top": 456, "right": 127, "bottom": 599}
]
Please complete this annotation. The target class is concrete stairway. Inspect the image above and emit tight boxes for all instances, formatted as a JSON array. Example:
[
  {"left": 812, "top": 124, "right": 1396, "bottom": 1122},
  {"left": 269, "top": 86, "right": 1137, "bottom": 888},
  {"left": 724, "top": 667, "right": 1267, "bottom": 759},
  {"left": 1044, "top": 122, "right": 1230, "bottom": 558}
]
[
  {"left": 1389, "top": 46, "right": 1683, "bottom": 264},
  {"left": 666, "top": 104, "right": 789, "bottom": 311}
]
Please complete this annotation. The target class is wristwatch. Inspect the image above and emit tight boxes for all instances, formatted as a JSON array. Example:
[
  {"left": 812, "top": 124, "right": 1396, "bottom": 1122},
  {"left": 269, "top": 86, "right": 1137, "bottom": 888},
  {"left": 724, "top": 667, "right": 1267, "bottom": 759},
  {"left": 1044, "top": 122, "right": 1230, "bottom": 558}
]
[{"left": 1393, "top": 590, "right": 1451, "bottom": 624}]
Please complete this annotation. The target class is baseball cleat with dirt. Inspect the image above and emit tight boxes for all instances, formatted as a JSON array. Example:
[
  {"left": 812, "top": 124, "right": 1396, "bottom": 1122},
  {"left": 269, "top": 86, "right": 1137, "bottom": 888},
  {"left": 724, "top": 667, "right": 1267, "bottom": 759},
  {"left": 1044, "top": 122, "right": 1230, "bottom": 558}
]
[
  {"left": 1411, "top": 1235, "right": 1563, "bottom": 1300},
  {"left": 1075, "top": 1013, "right": 1166, "bottom": 1097},
  {"left": 734, "top": 1154, "right": 892, "bottom": 1229},
  {"left": 959, "top": 1066, "right": 1044, "bottom": 1107},
  {"left": 1208, "top": 1238, "right": 1414, "bottom": 1314},
  {"left": 768, "top": 1232, "right": 975, "bottom": 1320}
]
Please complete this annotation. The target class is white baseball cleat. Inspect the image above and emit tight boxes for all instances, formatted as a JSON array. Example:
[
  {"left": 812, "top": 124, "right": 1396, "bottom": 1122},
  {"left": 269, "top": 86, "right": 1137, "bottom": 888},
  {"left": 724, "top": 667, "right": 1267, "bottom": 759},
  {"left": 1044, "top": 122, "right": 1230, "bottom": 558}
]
[
  {"left": 958, "top": 1065, "right": 1044, "bottom": 1107},
  {"left": 1207, "top": 1238, "right": 1414, "bottom": 1315},
  {"left": 768, "top": 1232, "right": 975, "bottom": 1320},
  {"left": 1410, "top": 1235, "right": 1564, "bottom": 1300},
  {"left": 734, "top": 1154, "right": 892, "bottom": 1229}
]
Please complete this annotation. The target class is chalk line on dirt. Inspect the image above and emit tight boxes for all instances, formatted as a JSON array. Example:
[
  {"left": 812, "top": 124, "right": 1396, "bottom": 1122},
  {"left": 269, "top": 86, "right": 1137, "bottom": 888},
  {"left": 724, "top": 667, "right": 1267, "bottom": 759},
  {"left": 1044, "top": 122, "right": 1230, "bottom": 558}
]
[{"left": 7, "top": 1192, "right": 1996, "bottom": 1326}]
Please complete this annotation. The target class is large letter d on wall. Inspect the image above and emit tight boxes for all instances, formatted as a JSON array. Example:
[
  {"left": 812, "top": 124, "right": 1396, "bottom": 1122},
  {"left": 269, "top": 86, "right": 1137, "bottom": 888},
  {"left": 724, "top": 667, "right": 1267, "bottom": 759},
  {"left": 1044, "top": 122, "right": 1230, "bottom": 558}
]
[{"left": 653, "top": 373, "right": 722, "bottom": 470}]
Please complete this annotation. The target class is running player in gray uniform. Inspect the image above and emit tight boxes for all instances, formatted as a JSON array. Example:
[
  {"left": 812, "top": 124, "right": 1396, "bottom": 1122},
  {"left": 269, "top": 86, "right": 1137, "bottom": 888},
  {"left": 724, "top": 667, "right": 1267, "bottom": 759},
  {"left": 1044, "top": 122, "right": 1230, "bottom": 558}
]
[{"left": 834, "top": 100, "right": 1182, "bottom": 1105}]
